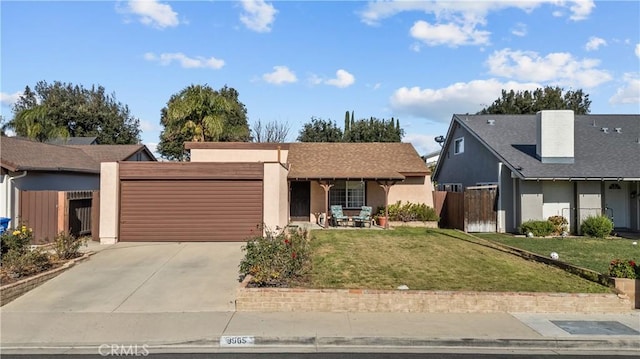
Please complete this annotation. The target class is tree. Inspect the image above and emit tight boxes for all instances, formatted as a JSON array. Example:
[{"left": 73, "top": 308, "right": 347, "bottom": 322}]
[
  {"left": 5, "top": 81, "right": 141, "bottom": 144},
  {"left": 251, "top": 119, "right": 290, "bottom": 142},
  {"left": 157, "top": 84, "right": 250, "bottom": 161},
  {"left": 344, "top": 116, "right": 404, "bottom": 142},
  {"left": 296, "top": 117, "right": 343, "bottom": 142},
  {"left": 477, "top": 86, "right": 591, "bottom": 115}
]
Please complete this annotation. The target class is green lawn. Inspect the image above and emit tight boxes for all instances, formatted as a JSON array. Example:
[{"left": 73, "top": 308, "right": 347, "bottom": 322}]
[
  {"left": 475, "top": 233, "right": 640, "bottom": 275},
  {"left": 302, "top": 228, "right": 610, "bottom": 293}
]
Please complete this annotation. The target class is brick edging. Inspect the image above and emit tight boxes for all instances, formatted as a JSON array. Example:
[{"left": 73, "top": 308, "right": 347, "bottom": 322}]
[
  {"left": 1, "top": 252, "right": 93, "bottom": 306},
  {"left": 236, "top": 276, "right": 632, "bottom": 313}
]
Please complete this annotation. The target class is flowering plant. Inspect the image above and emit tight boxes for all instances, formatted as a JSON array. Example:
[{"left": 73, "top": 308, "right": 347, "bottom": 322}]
[
  {"left": 1, "top": 224, "right": 33, "bottom": 256},
  {"left": 608, "top": 259, "right": 639, "bottom": 279}
]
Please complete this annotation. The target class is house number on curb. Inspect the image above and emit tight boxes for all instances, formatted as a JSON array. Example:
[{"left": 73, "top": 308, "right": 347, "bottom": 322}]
[{"left": 220, "top": 336, "right": 255, "bottom": 346}]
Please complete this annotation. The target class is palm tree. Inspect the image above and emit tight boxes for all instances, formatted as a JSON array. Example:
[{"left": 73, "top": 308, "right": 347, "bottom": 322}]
[
  {"left": 9, "top": 105, "right": 69, "bottom": 142},
  {"left": 166, "top": 85, "right": 231, "bottom": 142}
]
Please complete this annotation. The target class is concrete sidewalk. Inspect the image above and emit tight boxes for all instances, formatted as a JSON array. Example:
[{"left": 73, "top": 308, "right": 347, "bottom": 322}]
[{"left": 1, "top": 311, "right": 638, "bottom": 355}]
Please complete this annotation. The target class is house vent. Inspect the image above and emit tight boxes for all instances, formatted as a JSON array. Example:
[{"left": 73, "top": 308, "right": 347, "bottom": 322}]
[
  {"left": 601, "top": 127, "right": 609, "bottom": 134},
  {"left": 487, "top": 119, "right": 495, "bottom": 125},
  {"left": 592, "top": 119, "right": 597, "bottom": 127},
  {"left": 614, "top": 128, "right": 622, "bottom": 133}
]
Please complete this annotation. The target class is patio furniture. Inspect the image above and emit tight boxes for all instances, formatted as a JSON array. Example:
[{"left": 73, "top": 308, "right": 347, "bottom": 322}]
[
  {"left": 330, "top": 205, "right": 349, "bottom": 226},
  {"left": 353, "top": 206, "right": 372, "bottom": 228}
]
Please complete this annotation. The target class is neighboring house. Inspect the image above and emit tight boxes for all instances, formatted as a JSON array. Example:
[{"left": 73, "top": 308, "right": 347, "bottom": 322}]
[
  {"left": 433, "top": 110, "right": 640, "bottom": 234},
  {"left": 99, "top": 142, "right": 433, "bottom": 243},
  {"left": 46, "top": 136, "right": 99, "bottom": 145},
  {"left": 423, "top": 150, "right": 440, "bottom": 167},
  {"left": 0, "top": 136, "right": 156, "bottom": 241}
]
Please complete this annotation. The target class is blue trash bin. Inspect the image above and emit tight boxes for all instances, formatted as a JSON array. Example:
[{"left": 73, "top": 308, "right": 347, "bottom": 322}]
[{"left": 0, "top": 217, "right": 10, "bottom": 235}]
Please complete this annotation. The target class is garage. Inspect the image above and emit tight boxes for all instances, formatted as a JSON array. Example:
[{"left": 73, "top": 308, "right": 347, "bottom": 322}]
[{"left": 118, "top": 162, "right": 263, "bottom": 242}]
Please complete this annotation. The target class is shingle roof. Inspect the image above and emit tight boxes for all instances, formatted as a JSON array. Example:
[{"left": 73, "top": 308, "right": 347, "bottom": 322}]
[
  {"left": 454, "top": 114, "right": 640, "bottom": 179},
  {"left": 46, "top": 136, "right": 98, "bottom": 145},
  {"left": 0, "top": 136, "right": 99, "bottom": 173},
  {"left": 287, "top": 142, "right": 430, "bottom": 180},
  {"left": 68, "top": 145, "right": 156, "bottom": 162},
  {"left": 1, "top": 137, "right": 156, "bottom": 173}
]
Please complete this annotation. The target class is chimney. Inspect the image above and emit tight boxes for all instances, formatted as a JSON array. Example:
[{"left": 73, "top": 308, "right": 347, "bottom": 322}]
[{"left": 536, "top": 110, "right": 574, "bottom": 164}]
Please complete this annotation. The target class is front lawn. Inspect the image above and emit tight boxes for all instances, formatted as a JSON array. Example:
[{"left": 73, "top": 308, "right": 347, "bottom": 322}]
[
  {"left": 475, "top": 233, "right": 639, "bottom": 275},
  {"left": 302, "top": 228, "right": 610, "bottom": 293}
]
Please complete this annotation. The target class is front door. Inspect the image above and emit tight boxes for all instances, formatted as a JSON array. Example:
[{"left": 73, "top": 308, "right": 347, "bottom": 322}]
[
  {"left": 290, "top": 181, "right": 311, "bottom": 222},
  {"left": 605, "top": 181, "right": 629, "bottom": 228}
]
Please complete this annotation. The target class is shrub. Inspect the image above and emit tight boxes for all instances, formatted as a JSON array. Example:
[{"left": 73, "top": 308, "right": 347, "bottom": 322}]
[
  {"left": 608, "top": 259, "right": 638, "bottom": 279},
  {"left": 580, "top": 215, "right": 613, "bottom": 238},
  {"left": 386, "top": 201, "right": 439, "bottom": 222},
  {"left": 519, "top": 220, "right": 554, "bottom": 237},
  {"left": 239, "top": 228, "right": 311, "bottom": 287},
  {"left": 1, "top": 224, "right": 33, "bottom": 257},
  {"left": 53, "top": 232, "right": 87, "bottom": 260},
  {"left": 2, "top": 248, "right": 51, "bottom": 278},
  {"left": 548, "top": 215, "right": 568, "bottom": 235}
]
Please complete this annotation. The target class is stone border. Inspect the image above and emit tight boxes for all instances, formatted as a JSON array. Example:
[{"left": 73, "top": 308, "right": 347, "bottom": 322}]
[
  {"left": 236, "top": 275, "right": 632, "bottom": 313},
  {"left": 389, "top": 221, "right": 438, "bottom": 228},
  {"left": 1, "top": 252, "right": 93, "bottom": 306}
]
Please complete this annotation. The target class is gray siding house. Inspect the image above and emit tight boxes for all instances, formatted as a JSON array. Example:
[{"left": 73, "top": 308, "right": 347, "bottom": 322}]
[{"left": 433, "top": 110, "right": 640, "bottom": 234}]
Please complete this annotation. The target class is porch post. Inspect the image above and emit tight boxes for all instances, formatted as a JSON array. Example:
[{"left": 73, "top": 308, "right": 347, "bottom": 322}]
[
  {"left": 319, "top": 181, "right": 334, "bottom": 229},
  {"left": 377, "top": 180, "right": 396, "bottom": 229}
]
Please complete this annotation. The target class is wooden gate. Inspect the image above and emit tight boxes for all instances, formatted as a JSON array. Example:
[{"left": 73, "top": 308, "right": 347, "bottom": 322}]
[
  {"left": 464, "top": 186, "right": 498, "bottom": 232},
  {"left": 433, "top": 191, "right": 464, "bottom": 230},
  {"left": 19, "top": 191, "right": 58, "bottom": 244}
]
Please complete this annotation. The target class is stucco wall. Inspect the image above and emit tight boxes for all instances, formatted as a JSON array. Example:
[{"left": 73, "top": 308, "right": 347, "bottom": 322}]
[
  {"left": 99, "top": 163, "right": 119, "bottom": 244},
  {"left": 263, "top": 163, "right": 289, "bottom": 232},
  {"left": 309, "top": 181, "right": 326, "bottom": 224},
  {"left": 389, "top": 176, "right": 434, "bottom": 208},
  {"left": 542, "top": 181, "right": 575, "bottom": 232},
  {"left": 520, "top": 181, "right": 543, "bottom": 223},
  {"left": 577, "top": 181, "right": 602, "bottom": 233},
  {"left": 190, "top": 148, "right": 288, "bottom": 163},
  {"left": 499, "top": 166, "right": 515, "bottom": 233}
]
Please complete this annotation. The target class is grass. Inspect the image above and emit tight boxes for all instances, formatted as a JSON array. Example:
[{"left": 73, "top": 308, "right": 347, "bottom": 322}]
[
  {"left": 302, "top": 227, "right": 610, "bottom": 293},
  {"left": 475, "top": 233, "right": 640, "bottom": 275}
]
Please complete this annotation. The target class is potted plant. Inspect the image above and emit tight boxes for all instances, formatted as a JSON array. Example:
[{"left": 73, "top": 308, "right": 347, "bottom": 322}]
[{"left": 374, "top": 209, "right": 387, "bottom": 228}]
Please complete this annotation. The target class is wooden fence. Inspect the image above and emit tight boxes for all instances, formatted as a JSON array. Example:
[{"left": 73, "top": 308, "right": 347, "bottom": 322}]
[
  {"left": 433, "top": 186, "right": 497, "bottom": 232},
  {"left": 18, "top": 190, "right": 99, "bottom": 243}
]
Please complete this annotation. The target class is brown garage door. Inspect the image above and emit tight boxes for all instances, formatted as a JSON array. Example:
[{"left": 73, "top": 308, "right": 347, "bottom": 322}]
[{"left": 119, "top": 162, "right": 263, "bottom": 242}]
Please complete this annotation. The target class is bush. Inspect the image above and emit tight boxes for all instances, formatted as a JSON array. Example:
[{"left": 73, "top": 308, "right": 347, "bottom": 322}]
[
  {"left": 609, "top": 259, "right": 638, "bottom": 279},
  {"left": 548, "top": 215, "right": 568, "bottom": 235},
  {"left": 2, "top": 248, "right": 51, "bottom": 278},
  {"left": 519, "top": 220, "right": 554, "bottom": 237},
  {"left": 386, "top": 201, "right": 439, "bottom": 222},
  {"left": 239, "top": 228, "right": 311, "bottom": 287},
  {"left": 53, "top": 232, "right": 87, "bottom": 260},
  {"left": 1, "top": 224, "right": 33, "bottom": 257},
  {"left": 580, "top": 215, "right": 613, "bottom": 238}
]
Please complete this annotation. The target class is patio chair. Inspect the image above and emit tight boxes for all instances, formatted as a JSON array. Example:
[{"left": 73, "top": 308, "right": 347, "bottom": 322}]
[
  {"left": 330, "top": 205, "right": 349, "bottom": 226},
  {"left": 353, "top": 206, "right": 372, "bottom": 228}
]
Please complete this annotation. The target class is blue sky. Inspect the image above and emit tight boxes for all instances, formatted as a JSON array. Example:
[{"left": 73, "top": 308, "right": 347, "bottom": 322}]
[{"left": 1, "top": 1, "right": 639, "bottom": 156}]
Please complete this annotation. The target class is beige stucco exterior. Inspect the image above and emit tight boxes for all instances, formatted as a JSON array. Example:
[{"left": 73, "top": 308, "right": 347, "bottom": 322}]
[
  {"left": 99, "top": 162, "right": 119, "bottom": 244},
  {"left": 190, "top": 148, "right": 288, "bottom": 163},
  {"left": 263, "top": 162, "right": 289, "bottom": 232}
]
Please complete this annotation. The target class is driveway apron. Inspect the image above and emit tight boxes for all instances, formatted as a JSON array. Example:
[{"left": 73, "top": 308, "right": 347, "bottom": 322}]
[{"left": 1, "top": 242, "right": 245, "bottom": 313}]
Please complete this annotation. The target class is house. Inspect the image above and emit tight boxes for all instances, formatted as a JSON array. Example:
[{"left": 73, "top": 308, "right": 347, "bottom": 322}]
[
  {"left": 423, "top": 150, "right": 440, "bottom": 167},
  {"left": 99, "top": 142, "right": 433, "bottom": 243},
  {"left": 433, "top": 110, "right": 640, "bottom": 234},
  {"left": 0, "top": 136, "right": 156, "bottom": 241}
]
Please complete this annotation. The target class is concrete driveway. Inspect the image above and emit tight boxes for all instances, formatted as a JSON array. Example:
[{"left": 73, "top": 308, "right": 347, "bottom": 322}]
[{"left": 1, "top": 242, "right": 245, "bottom": 313}]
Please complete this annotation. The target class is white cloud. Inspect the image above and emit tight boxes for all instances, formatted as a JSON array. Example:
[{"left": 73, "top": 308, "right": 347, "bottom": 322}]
[
  {"left": 240, "top": 0, "right": 277, "bottom": 33},
  {"left": 585, "top": 36, "right": 607, "bottom": 51},
  {"left": 144, "top": 52, "right": 224, "bottom": 69},
  {"left": 635, "top": 43, "right": 640, "bottom": 58},
  {"left": 511, "top": 23, "right": 527, "bottom": 37},
  {"left": 325, "top": 69, "right": 355, "bottom": 88},
  {"left": 410, "top": 20, "right": 490, "bottom": 47},
  {"left": 143, "top": 142, "right": 160, "bottom": 159},
  {"left": 0, "top": 91, "right": 21, "bottom": 106},
  {"left": 358, "top": 1, "right": 593, "bottom": 47},
  {"left": 389, "top": 79, "right": 541, "bottom": 123},
  {"left": 140, "top": 119, "right": 161, "bottom": 132},
  {"left": 123, "top": 0, "right": 179, "bottom": 29},
  {"left": 486, "top": 48, "right": 612, "bottom": 88},
  {"left": 609, "top": 73, "right": 640, "bottom": 105},
  {"left": 262, "top": 66, "right": 297, "bottom": 85},
  {"left": 403, "top": 133, "right": 442, "bottom": 157}
]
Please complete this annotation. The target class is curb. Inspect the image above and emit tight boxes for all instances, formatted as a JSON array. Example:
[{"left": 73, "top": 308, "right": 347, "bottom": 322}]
[{"left": 2, "top": 336, "right": 639, "bottom": 354}]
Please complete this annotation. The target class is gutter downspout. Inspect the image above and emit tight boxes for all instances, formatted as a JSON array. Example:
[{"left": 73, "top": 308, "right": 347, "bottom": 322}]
[{"left": 6, "top": 170, "right": 27, "bottom": 222}]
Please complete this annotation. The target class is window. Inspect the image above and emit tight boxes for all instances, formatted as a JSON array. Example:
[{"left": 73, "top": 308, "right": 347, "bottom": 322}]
[
  {"left": 438, "top": 183, "right": 462, "bottom": 192},
  {"left": 329, "top": 181, "right": 365, "bottom": 208},
  {"left": 454, "top": 137, "right": 464, "bottom": 154}
]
